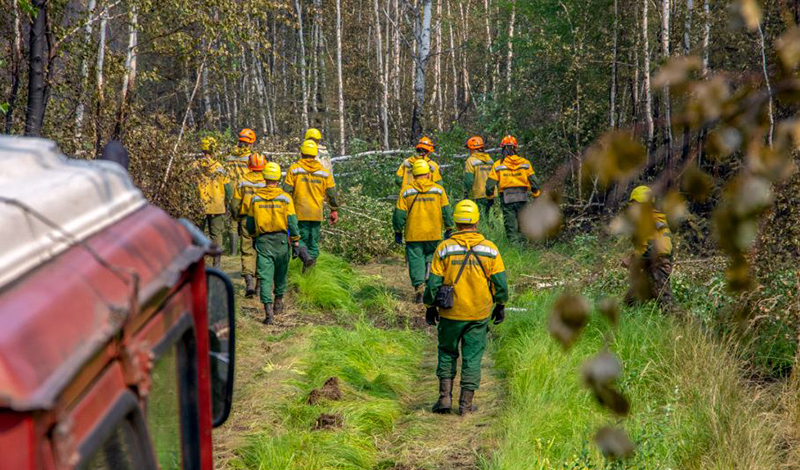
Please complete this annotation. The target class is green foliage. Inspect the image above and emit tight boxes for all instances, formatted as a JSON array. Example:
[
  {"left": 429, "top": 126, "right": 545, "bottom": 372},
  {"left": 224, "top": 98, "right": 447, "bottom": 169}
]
[{"left": 288, "top": 254, "right": 358, "bottom": 313}]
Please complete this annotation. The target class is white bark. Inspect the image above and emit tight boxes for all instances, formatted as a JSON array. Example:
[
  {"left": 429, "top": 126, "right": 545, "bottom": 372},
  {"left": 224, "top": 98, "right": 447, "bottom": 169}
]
[
  {"left": 75, "top": 0, "right": 97, "bottom": 138},
  {"left": 374, "top": 0, "right": 390, "bottom": 148},
  {"left": 202, "top": 54, "right": 212, "bottom": 120},
  {"left": 643, "top": 0, "right": 654, "bottom": 151},
  {"left": 114, "top": 3, "right": 138, "bottom": 137},
  {"left": 662, "top": 0, "right": 673, "bottom": 152},
  {"left": 484, "top": 0, "right": 493, "bottom": 94},
  {"left": 410, "top": 0, "right": 433, "bottom": 139},
  {"left": 435, "top": 1, "right": 443, "bottom": 129},
  {"left": 758, "top": 23, "right": 774, "bottom": 147},
  {"left": 684, "top": 0, "right": 693, "bottom": 55},
  {"left": 459, "top": 2, "right": 471, "bottom": 105},
  {"left": 448, "top": 0, "right": 458, "bottom": 116},
  {"left": 93, "top": 7, "right": 108, "bottom": 154},
  {"left": 506, "top": 0, "right": 516, "bottom": 94},
  {"left": 702, "top": 0, "right": 710, "bottom": 77},
  {"left": 295, "top": 0, "right": 310, "bottom": 129},
  {"left": 610, "top": 0, "right": 618, "bottom": 128},
  {"left": 336, "top": 0, "right": 347, "bottom": 153}
]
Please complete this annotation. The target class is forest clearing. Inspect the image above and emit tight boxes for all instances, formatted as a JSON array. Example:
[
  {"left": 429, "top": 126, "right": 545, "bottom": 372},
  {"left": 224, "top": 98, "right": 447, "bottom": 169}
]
[{"left": 2, "top": 0, "right": 800, "bottom": 468}]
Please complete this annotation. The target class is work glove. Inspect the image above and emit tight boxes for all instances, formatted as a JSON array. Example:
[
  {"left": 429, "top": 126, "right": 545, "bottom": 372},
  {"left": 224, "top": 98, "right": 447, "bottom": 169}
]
[
  {"left": 293, "top": 244, "right": 311, "bottom": 265},
  {"left": 444, "top": 229, "right": 452, "bottom": 239},
  {"left": 425, "top": 306, "right": 439, "bottom": 326},
  {"left": 329, "top": 210, "right": 339, "bottom": 224},
  {"left": 491, "top": 304, "right": 506, "bottom": 325},
  {"left": 395, "top": 232, "right": 403, "bottom": 245}
]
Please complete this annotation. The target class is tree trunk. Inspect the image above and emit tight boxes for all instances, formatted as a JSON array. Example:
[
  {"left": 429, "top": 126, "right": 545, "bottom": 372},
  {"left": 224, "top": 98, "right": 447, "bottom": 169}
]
[
  {"left": 335, "top": 0, "right": 347, "bottom": 153},
  {"left": 435, "top": 0, "right": 443, "bottom": 130},
  {"left": 295, "top": 0, "right": 310, "bottom": 129},
  {"left": 410, "top": 0, "right": 433, "bottom": 142},
  {"left": 610, "top": 0, "right": 618, "bottom": 128},
  {"left": 25, "top": 0, "right": 48, "bottom": 137},
  {"left": 483, "top": 0, "right": 493, "bottom": 94},
  {"left": 74, "top": 0, "right": 97, "bottom": 139},
  {"left": 758, "top": 22, "right": 774, "bottom": 147},
  {"left": 684, "top": 0, "right": 693, "bottom": 55},
  {"left": 643, "top": 0, "right": 654, "bottom": 154},
  {"left": 448, "top": 0, "right": 458, "bottom": 117},
  {"left": 113, "top": 4, "right": 138, "bottom": 140},
  {"left": 374, "top": 0, "right": 390, "bottom": 148},
  {"left": 202, "top": 51, "right": 213, "bottom": 123},
  {"left": 5, "top": 0, "right": 24, "bottom": 134},
  {"left": 459, "top": 2, "right": 471, "bottom": 106},
  {"left": 662, "top": 0, "right": 673, "bottom": 159},
  {"left": 506, "top": 0, "right": 516, "bottom": 94},
  {"left": 702, "top": 0, "right": 710, "bottom": 77},
  {"left": 93, "top": 7, "right": 108, "bottom": 156}
]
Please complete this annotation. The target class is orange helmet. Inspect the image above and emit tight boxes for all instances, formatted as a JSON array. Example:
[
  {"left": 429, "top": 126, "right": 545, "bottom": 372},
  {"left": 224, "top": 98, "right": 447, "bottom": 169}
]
[
  {"left": 415, "top": 136, "right": 435, "bottom": 153},
  {"left": 248, "top": 153, "right": 267, "bottom": 171},
  {"left": 466, "top": 136, "right": 484, "bottom": 150},
  {"left": 239, "top": 128, "right": 257, "bottom": 144},
  {"left": 501, "top": 135, "right": 518, "bottom": 148}
]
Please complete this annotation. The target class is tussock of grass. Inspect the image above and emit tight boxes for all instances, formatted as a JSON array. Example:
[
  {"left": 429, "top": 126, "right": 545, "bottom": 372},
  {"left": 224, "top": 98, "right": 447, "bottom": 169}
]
[
  {"left": 289, "top": 254, "right": 358, "bottom": 312},
  {"left": 231, "top": 323, "right": 424, "bottom": 470},
  {"left": 484, "top": 289, "right": 789, "bottom": 469}
]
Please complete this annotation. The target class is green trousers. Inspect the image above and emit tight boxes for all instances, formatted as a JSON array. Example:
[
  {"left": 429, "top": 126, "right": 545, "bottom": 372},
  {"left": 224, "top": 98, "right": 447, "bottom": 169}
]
[
  {"left": 500, "top": 200, "right": 527, "bottom": 244},
  {"left": 298, "top": 221, "right": 322, "bottom": 259},
  {"left": 436, "top": 317, "right": 489, "bottom": 391},
  {"left": 238, "top": 219, "right": 256, "bottom": 276},
  {"left": 205, "top": 214, "right": 225, "bottom": 249},
  {"left": 406, "top": 241, "right": 439, "bottom": 288},
  {"left": 255, "top": 232, "right": 291, "bottom": 304}
]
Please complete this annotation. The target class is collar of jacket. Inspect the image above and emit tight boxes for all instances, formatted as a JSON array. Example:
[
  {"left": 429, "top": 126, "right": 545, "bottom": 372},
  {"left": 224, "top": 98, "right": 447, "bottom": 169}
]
[
  {"left": 254, "top": 186, "right": 285, "bottom": 200},
  {"left": 449, "top": 230, "right": 486, "bottom": 250},
  {"left": 298, "top": 157, "right": 323, "bottom": 172},
  {"left": 500, "top": 154, "right": 527, "bottom": 170},
  {"left": 411, "top": 177, "right": 437, "bottom": 193}
]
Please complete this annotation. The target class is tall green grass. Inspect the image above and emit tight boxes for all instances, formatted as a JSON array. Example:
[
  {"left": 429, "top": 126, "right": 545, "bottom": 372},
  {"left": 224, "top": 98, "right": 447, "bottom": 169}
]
[{"left": 230, "top": 324, "right": 425, "bottom": 470}]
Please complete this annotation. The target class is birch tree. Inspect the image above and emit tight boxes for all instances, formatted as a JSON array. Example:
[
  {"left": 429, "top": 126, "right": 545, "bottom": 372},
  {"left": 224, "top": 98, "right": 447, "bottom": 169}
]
[
  {"left": 113, "top": 3, "right": 139, "bottom": 139},
  {"left": 94, "top": 6, "right": 108, "bottom": 155},
  {"left": 374, "top": 0, "right": 390, "bottom": 148},
  {"left": 295, "top": 0, "right": 310, "bottom": 129},
  {"left": 506, "top": 0, "right": 516, "bottom": 94},
  {"left": 410, "top": 0, "right": 433, "bottom": 141},
  {"left": 643, "top": 0, "right": 654, "bottom": 153},
  {"left": 74, "top": 0, "right": 97, "bottom": 138},
  {"left": 662, "top": 0, "right": 673, "bottom": 157},
  {"left": 5, "top": 0, "right": 24, "bottom": 134},
  {"left": 336, "top": 0, "right": 346, "bottom": 153},
  {"left": 610, "top": 0, "right": 618, "bottom": 128}
]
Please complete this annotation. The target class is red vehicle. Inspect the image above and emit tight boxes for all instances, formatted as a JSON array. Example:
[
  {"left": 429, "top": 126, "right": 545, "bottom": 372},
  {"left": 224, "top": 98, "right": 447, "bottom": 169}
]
[{"left": 0, "top": 137, "right": 236, "bottom": 470}]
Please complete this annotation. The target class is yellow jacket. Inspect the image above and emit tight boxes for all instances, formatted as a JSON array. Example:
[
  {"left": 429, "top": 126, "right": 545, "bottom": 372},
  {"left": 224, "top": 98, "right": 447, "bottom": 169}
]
[
  {"left": 393, "top": 179, "right": 455, "bottom": 242},
  {"left": 285, "top": 157, "right": 338, "bottom": 222},
  {"left": 193, "top": 158, "right": 229, "bottom": 215},
  {"left": 425, "top": 231, "right": 508, "bottom": 321},
  {"left": 233, "top": 171, "right": 267, "bottom": 217},
  {"left": 396, "top": 155, "right": 442, "bottom": 187},
  {"left": 225, "top": 147, "right": 252, "bottom": 185},
  {"left": 633, "top": 208, "right": 673, "bottom": 257},
  {"left": 487, "top": 155, "right": 536, "bottom": 193},
  {"left": 464, "top": 152, "right": 496, "bottom": 199},
  {"left": 248, "top": 186, "right": 301, "bottom": 240}
]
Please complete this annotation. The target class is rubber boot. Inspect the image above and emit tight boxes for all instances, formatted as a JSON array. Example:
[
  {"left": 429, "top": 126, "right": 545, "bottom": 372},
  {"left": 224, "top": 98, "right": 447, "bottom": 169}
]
[
  {"left": 431, "top": 378, "right": 453, "bottom": 414},
  {"left": 413, "top": 284, "right": 424, "bottom": 304},
  {"left": 212, "top": 255, "right": 221, "bottom": 268},
  {"left": 458, "top": 389, "right": 477, "bottom": 416},
  {"left": 244, "top": 275, "right": 256, "bottom": 298},
  {"left": 274, "top": 296, "right": 284, "bottom": 316},
  {"left": 263, "top": 303, "right": 274, "bottom": 325},
  {"left": 302, "top": 257, "right": 317, "bottom": 273}
]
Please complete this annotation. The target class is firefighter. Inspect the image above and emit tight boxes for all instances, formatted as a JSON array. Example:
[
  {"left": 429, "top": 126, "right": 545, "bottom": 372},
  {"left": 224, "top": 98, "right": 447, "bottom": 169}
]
[
  {"left": 246, "top": 162, "right": 301, "bottom": 325},
  {"left": 485, "top": 135, "right": 540, "bottom": 244},
  {"left": 284, "top": 139, "right": 339, "bottom": 269},
  {"left": 396, "top": 136, "right": 443, "bottom": 187},
  {"left": 463, "top": 136, "right": 496, "bottom": 216},
  {"left": 193, "top": 137, "right": 230, "bottom": 267},
  {"left": 225, "top": 128, "right": 259, "bottom": 256},
  {"left": 231, "top": 153, "right": 267, "bottom": 297},
  {"left": 423, "top": 199, "right": 508, "bottom": 415},
  {"left": 303, "top": 128, "right": 332, "bottom": 172},
  {"left": 393, "top": 160, "right": 455, "bottom": 303},
  {"left": 623, "top": 185, "right": 674, "bottom": 307}
]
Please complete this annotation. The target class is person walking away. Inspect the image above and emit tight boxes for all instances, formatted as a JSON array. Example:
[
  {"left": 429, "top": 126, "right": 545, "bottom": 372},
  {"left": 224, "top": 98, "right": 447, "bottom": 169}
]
[
  {"left": 193, "top": 137, "right": 230, "bottom": 267},
  {"left": 463, "top": 136, "right": 496, "bottom": 217},
  {"left": 393, "top": 160, "right": 455, "bottom": 303},
  {"left": 485, "top": 135, "right": 540, "bottom": 244},
  {"left": 423, "top": 200, "right": 508, "bottom": 415},
  {"left": 247, "top": 162, "right": 301, "bottom": 325},
  {"left": 231, "top": 153, "right": 267, "bottom": 297},
  {"left": 284, "top": 139, "right": 339, "bottom": 269},
  {"left": 303, "top": 128, "right": 333, "bottom": 173},
  {"left": 225, "top": 128, "right": 259, "bottom": 255},
  {"left": 622, "top": 185, "right": 674, "bottom": 308},
  {"left": 396, "top": 136, "right": 443, "bottom": 187}
]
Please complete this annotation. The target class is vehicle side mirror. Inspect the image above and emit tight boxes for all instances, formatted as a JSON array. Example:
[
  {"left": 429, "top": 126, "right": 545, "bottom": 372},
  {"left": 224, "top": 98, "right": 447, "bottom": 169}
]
[{"left": 206, "top": 268, "right": 235, "bottom": 428}]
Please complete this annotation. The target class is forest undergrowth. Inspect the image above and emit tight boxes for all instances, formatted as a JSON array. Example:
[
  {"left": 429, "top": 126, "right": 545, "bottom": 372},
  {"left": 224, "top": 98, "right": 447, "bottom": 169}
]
[{"left": 214, "top": 208, "right": 800, "bottom": 470}]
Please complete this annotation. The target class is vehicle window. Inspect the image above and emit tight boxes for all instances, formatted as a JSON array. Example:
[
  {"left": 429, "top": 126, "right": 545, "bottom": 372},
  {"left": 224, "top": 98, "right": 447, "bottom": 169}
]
[
  {"left": 147, "top": 326, "right": 201, "bottom": 470},
  {"left": 147, "top": 345, "right": 182, "bottom": 470},
  {"left": 79, "top": 417, "right": 146, "bottom": 470}
]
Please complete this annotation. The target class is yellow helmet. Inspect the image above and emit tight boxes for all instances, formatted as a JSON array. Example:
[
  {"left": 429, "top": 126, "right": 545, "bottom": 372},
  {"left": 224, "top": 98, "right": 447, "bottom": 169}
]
[
  {"left": 304, "top": 128, "right": 322, "bottom": 141},
  {"left": 263, "top": 162, "right": 282, "bottom": 181},
  {"left": 630, "top": 185, "right": 653, "bottom": 203},
  {"left": 201, "top": 136, "right": 217, "bottom": 153},
  {"left": 300, "top": 139, "right": 319, "bottom": 157},
  {"left": 454, "top": 199, "right": 480, "bottom": 225},
  {"left": 411, "top": 159, "right": 431, "bottom": 176}
]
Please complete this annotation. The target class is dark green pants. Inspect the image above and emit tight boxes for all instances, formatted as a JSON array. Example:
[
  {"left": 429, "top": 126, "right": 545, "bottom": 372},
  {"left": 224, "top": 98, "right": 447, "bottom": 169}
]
[
  {"left": 500, "top": 200, "right": 526, "bottom": 244},
  {"left": 298, "top": 221, "right": 321, "bottom": 259},
  {"left": 475, "top": 198, "right": 493, "bottom": 222},
  {"left": 437, "top": 317, "right": 489, "bottom": 391},
  {"left": 406, "top": 241, "right": 439, "bottom": 287},
  {"left": 255, "top": 232, "right": 290, "bottom": 304},
  {"left": 205, "top": 214, "right": 225, "bottom": 249}
]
